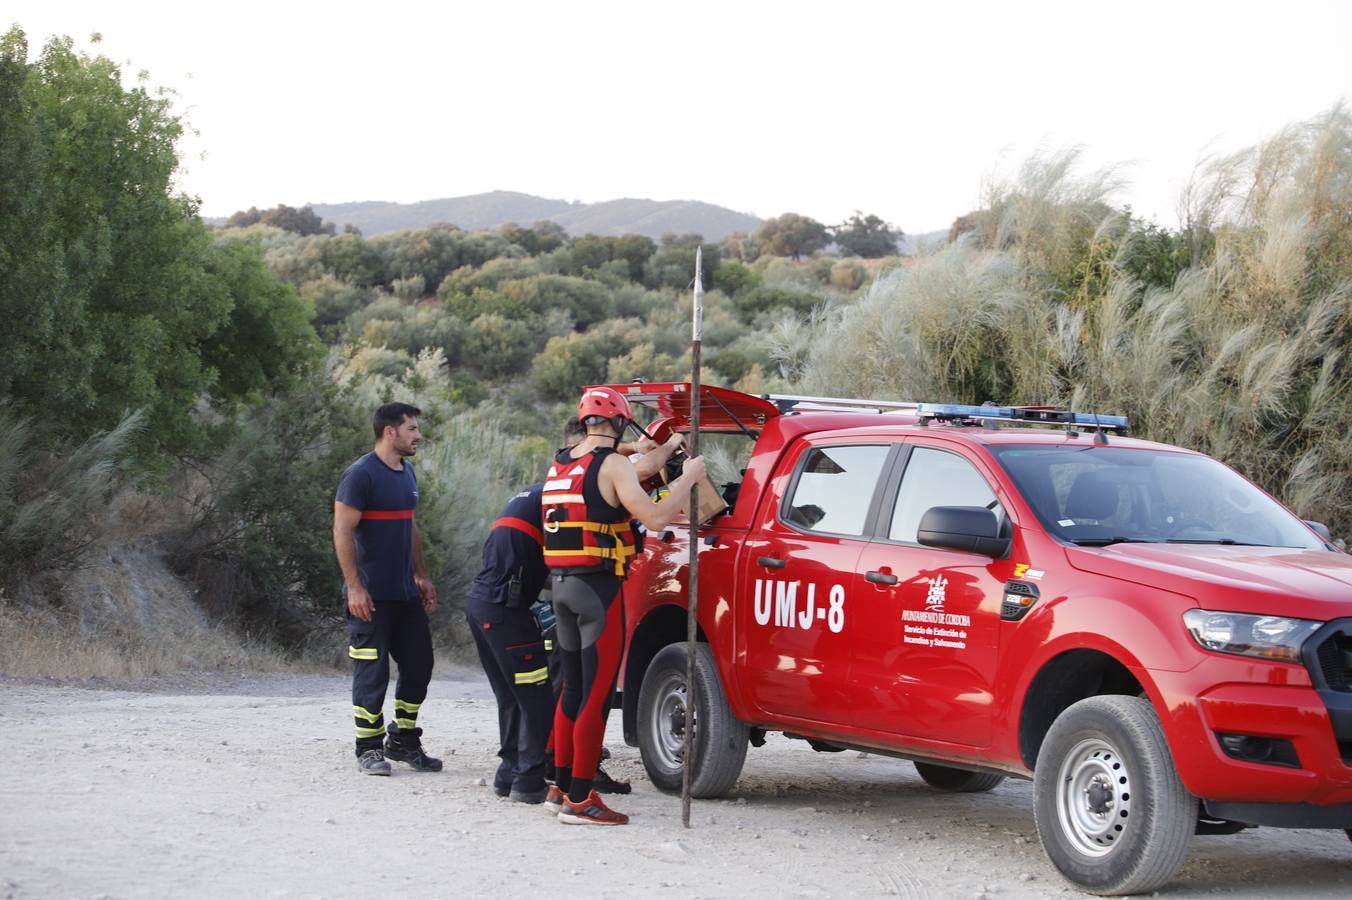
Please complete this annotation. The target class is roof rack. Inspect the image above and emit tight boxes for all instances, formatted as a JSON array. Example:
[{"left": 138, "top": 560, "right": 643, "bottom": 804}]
[
  {"left": 763, "top": 393, "right": 921, "bottom": 415},
  {"left": 916, "top": 403, "right": 1130, "bottom": 434}
]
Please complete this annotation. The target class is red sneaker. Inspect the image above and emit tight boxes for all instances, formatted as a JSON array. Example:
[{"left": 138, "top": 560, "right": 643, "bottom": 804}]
[
  {"left": 543, "top": 785, "right": 565, "bottom": 814},
  {"left": 558, "top": 789, "right": 629, "bottom": 826}
]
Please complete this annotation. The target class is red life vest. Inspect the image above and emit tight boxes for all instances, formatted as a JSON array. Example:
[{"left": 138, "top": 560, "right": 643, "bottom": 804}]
[{"left": 542, "top": 448, "right": 637, "bottom": 577}]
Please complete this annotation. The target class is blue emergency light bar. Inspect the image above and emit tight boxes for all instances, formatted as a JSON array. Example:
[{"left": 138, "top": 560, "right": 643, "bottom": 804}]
[{"left": 917, "top": 403, "right": 1129, "bottom": 434}]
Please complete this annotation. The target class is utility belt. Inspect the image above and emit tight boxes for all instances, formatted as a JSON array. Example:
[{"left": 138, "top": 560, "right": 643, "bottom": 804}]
[{"left": 549, "top": 564, "right": 618, "bottom": 578}]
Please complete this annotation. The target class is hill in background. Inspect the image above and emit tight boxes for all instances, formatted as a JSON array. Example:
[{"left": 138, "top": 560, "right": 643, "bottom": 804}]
[{"left": 304, "top": 191, "right": 763, "bottom": 240}]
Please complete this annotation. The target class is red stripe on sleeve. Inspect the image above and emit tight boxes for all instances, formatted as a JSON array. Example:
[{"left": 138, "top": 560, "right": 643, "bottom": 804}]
[
  {"left": 494, "top": 516, "right": 543, "bottom": 546},
  {"left": 361, "top": 509, "right": 415, "bottom": 521}
]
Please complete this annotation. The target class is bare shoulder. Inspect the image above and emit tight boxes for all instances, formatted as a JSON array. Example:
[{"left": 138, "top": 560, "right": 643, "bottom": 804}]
[
  {"left": 599, "top": 448, "right": 641, "bottom": 489},
  {"left": 599, "top": 449, "right": 630, "bottom": 478}
]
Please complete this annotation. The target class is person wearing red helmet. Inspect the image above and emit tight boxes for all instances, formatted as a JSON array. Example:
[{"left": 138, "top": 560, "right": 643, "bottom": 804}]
[{"left": 540, "top": 386, "right": 706, "bottom": 825}]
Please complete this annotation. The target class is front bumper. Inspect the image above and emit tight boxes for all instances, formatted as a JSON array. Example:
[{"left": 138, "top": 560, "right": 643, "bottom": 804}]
[
  {"left": 1201, "top": 798, "right": 1352, "bottom": 829},
  {"left": 1150, "top": 652, "right": 1352, "bottom": 807}
]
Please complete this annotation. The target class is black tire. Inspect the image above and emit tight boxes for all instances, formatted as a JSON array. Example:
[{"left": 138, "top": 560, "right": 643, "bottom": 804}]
[
  {"left": 914, "top": 761, "right": 1005, "bottom": 793},
  {"left": 1033, "top": 695, "right": 1196, "bottom": 896},
  {"left": 637, "top": 642, "right": 749, "bottom": 798}
]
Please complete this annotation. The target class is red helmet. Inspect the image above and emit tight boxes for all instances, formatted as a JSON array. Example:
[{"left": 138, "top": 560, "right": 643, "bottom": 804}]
[
  {"left": 646, "top": 415, "right": 686, "bottom": 443},
  {"left": 577, "top": 386, "right": 633, "bottom": 424}
]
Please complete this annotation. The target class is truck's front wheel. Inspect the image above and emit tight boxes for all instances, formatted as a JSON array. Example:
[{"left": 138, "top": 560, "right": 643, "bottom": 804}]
[
  {"left": 1033, "top": 695, "right": 1196, "bottom": 896},
  {"left": 637, "top": 642, "right": 749, "bottom": 798}
]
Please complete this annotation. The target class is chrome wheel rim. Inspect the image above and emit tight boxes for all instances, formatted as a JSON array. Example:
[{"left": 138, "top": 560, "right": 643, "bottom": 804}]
[{"left": 1055, "top": 737, "right": 1133, "bottom": 858}]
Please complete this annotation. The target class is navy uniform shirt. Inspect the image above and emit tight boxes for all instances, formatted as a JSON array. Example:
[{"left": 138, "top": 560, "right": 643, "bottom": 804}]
[
  {"left": 468, "top": 484, "right": 548, "bottom": 608},
  {"left": 335, "top": 452, "right": 420, "bottom": 604}
]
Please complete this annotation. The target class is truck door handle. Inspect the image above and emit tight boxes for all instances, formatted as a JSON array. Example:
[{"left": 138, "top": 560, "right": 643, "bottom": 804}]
[
  {"left": 756, "top": 556, "right": 786, "bottom": 569},
  {"left": 865, "top": 570, "right": 898, "bottom": 585}
]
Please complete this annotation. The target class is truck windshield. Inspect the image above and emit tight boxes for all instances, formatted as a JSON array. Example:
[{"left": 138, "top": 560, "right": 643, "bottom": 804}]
[{"left": 988, "top": 445, "right": 1325, "bottom": 549}]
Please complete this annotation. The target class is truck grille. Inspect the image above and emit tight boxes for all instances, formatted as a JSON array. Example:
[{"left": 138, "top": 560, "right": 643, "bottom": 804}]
[{"left": 1314, "top": 631, "right": 1352, "bottom": 691}]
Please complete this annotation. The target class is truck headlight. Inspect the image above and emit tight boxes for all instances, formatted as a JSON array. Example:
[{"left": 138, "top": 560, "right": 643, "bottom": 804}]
[{"left": 1183, "top": 609, "right": 1321, "bottom": 662}]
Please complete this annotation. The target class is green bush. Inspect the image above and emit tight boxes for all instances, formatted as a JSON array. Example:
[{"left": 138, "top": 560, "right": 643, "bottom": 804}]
[
  {"left": 607, "top": 341, "right": 683, "bottom": 384},
  {"left": 463, "top": 314, "right": 534, "bottom": 377},
  {"left": 320, "top": 233, "right": 385, "bottom": 286},
  {"left": 438, "top": 257, "right": 542, "bottom": 300},
  {"left": 302, "top": 276, "right": 370, "bottom": 337},
  {"left": 358, "top": 306, "right": 465, "bottom": 364},
  {"left": 0, "top": 408, "right": 142, "bottom": 586},
  {"left": 710, "top": 348, "right": 754, "bottom": 383},
  {"left": 342, "top": 295, "right": 404, "bottom": 341},
  {"left": 713, "top": 259, "right": 762, "bottom": 296},
  {"left": 808, "top": 257, "right": 836, "bottom": 285},
  {"left": 350, "top": 345, "right": 416, "bottom": 378},
  {"left": 531, "top": 332, "right": 611, "bottom": 400},
  {"left": 644, "top": 233, "right": 721, "bottom": 290},
  {"left": 735, "top": 285, "right": 824, "bottom": 321},
  {"left": 498, "top": 274, "right": 614, "bottom": 329},
  {"left": 829, "top": 259, "right": 868, "bottom": 291}
]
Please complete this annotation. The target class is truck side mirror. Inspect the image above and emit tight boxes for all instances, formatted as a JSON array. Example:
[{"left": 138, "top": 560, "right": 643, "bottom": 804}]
[
  {"left": 1303, "top": 520, "right": 1346, "bottom": 552},
  {"left": 1304, "top": 520, "right": 1332, "bottom": 541},
  {"left": 917, "top": 506, "right": 1011, "bottom": 558}
]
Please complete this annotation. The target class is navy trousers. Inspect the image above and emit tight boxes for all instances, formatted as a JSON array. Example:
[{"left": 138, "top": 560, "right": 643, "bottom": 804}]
[
  {"left": 348, "top": 600, "right": 434, "bottom": 755},
  {"left": 467, "top": 600, "right": 554, "bottom": 794}
]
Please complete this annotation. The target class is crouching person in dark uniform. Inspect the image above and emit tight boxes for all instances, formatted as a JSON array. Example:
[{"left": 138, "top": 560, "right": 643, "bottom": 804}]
[
  {"left": 466, "top": 484, "right": 555, "bottom": 803},
  {"left": 333, "top": 402, "right": 442, "bottom": 775}
]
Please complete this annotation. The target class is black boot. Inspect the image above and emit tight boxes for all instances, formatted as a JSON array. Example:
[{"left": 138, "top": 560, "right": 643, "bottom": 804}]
[
  {"left": 384, "top": 726, "right": 443, "bottom": 772},
  {"left": 593, "top": 766, "right": 631, "bottom": 794}
]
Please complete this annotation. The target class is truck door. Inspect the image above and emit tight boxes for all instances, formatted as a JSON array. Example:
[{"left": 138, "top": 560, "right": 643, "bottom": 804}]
[
  {"left": 738, "top": 440, "right": 894, "bottom": 727},
  {"left": 849, "top": 442, "right": 1009, "bottom": 748}
]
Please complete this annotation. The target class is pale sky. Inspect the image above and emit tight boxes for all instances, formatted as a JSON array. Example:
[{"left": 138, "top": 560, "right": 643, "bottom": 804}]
[{"left": 8, "top": 0, "right": 1351, "bottom": 234}]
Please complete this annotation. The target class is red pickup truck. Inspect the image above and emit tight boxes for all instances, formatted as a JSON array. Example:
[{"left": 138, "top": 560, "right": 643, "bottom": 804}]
[{"left": 607, "top": 382, "right": 1352, "bottom": 896}]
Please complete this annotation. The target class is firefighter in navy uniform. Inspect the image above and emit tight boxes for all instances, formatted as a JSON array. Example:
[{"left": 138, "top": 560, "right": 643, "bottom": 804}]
[
  {"left": 466, "top": 484, "right": 555, "bottom": 803},
  {"left": 542, "top": 387, "right": 706, "bottom": 825},
  {"left": 333, "top": 402, "right": 442, "bottom": 775}
]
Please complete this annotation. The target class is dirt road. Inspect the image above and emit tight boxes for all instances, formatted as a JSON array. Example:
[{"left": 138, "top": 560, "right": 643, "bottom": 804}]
[{"left": 2, "top": 669, "right": 1350, "bottom": 899}]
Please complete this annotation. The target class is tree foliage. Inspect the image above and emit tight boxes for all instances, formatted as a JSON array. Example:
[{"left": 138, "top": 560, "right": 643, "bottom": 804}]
[
  {"left": 463, "top": 314, "right": 534, "bottom": 377},
  {"left": 501, "top": 221, "right": 566, "bottom": 255},
  {"left": 833, "top": 211, "right": 903, "bottom": 258},
  {"left": 0, "top": 29, "right": 316, "bottom": 453},
  {"left": 754, "top": 213, "right": 830, "bottom": 261},
  {"left": 531, "top": 332, "right": 611, "bottom": 400},
  {"left": 200, "top": 240, "right": 321, "bottom": 400},
  {"left": 226, "top": 204, "right": 336, "bottom": 236},
  {"left": 645, "top": 232, "right": 720, "bottom": 289}
]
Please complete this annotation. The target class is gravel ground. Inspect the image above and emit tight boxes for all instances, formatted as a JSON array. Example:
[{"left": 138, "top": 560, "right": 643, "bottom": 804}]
[{"left": 1, "top": 668, "right": 1350, "bottom": 899}]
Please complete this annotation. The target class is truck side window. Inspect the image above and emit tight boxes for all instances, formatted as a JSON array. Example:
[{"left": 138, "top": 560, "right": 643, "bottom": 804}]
[
  {"left": 782, "top": 445, "right": 891, "bottom": 536},
  {"left": 890, "top": 447, "right": 1002, "bottom": 543}
]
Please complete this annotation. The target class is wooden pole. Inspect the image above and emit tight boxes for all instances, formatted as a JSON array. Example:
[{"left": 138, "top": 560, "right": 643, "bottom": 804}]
[{"left": 681, "top": 247, "right": 704, "bottom": 828}]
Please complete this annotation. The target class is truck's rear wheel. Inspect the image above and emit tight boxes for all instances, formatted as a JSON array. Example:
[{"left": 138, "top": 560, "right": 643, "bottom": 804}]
[
  {"left": 637, "top": 642, "right": 749, "bottom": 798},
  {"left": 914, "top": 761, "right": 1004, "bottom": 793},
  {"left": 1033, "top": 695, "right": 1196, "bottom": 896}
]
